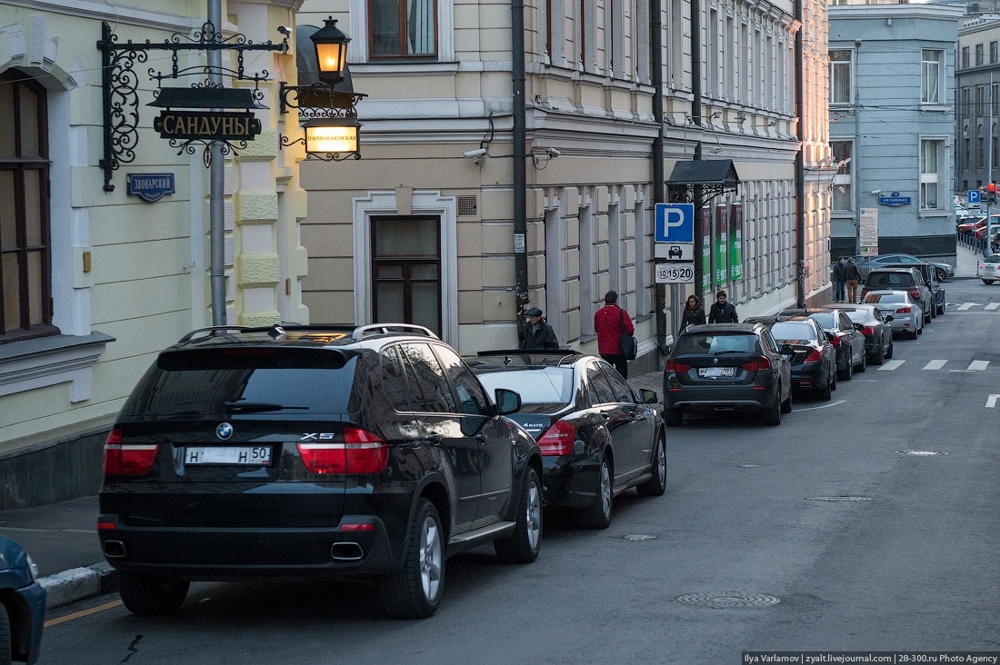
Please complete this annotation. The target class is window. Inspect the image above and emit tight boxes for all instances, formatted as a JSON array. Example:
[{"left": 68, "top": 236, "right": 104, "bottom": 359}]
[
  {"left": 962, "top": 46, "right": 970, "bottom": 70},
  {"left": 920, "top": 139, "right": 944, "bottom": 211},
  {"left": 921, "top": 50, "right": 942, "bottom": 104},
  {"left": 368, "top": 0, "right": 437, "bottom": 59},
  {"left": 829, "top": 50, "right": 852, "bottom": 106},
  {"left": 1, "top": 70, "right": 53, "bottom": 342},
  {"left": 991, "top": 41, "right": 997, "bottom": 64},
  {"left": 976, "top": 43, "right": 984, "bottom": 67},
  {"left": 831, "top": 140, "right": 853, "bottom": 212},
  {"left": 371, "top": 216, "right": 441, "bottom": 335}
]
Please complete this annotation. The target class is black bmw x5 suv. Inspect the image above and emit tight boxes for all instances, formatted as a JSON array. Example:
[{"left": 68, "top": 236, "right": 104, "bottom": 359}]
[{"left": 98, "top": 324, "right": 543, "bottom": 619}]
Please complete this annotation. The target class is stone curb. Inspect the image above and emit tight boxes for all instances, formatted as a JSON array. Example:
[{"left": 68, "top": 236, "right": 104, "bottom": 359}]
[{"left": 38, "top": 562, "right": 119, "bottom": 609}]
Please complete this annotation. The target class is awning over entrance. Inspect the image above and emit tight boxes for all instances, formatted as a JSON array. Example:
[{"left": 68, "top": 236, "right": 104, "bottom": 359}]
[{"left": 666, "top": 159, "right": 740, "bottom": 206}]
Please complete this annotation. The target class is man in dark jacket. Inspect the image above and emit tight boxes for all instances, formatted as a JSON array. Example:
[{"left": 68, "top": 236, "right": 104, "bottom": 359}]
[
  {"left": 833, "top": 257, "right": 847, "bottom": 302},
  {"left": 708, "top": 290, "right": 739, "bottom": 323},
  {"left": 844, "top": 258, "right": 862, "bottom": 303},
  {"left": 519, "top": 307, "right": 559, "bottom": 350}
]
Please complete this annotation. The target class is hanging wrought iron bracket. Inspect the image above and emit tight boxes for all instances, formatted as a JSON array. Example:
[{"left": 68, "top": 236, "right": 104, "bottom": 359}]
[
  {"left": 278, "top": 82, "right": 366, "bottom": 118},
  {"left": 666, "top": 159, "right": 741, "bottom": 210},
  {"left": 97, "top": 21, "right": 287, "bottom": 192}
]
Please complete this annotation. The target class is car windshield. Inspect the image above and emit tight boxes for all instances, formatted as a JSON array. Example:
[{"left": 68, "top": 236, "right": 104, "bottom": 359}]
[
  {"left": 865, "top": 292, "right": 907, "bottom": 303},
  {"left": 474, "top": 367, "right": 575, "bottom": 405},
  {"left": 770, "top": 321, "right": 818, "bottom": 343},
  {"left": 674, "top": 332, "right": 756, "bottom": 355},
  {"left": 840, "top": 309, "right": 867, "bottom": 323},
  {"left": 807, "top": 312, "right": 836, "bottom": 329}
]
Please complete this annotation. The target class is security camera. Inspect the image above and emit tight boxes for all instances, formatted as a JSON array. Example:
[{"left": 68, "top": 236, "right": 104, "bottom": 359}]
[
  {"left": 871, "top": 190, "right": 881, "bottom": 195},
  {"left": 545, "top": 147, "right": 561, "bottom": 158},
  {"left": 464, "top": 148, "right": 488, "bottom": 159},
  {"left": 277, "top": 26, "right": 292, "bottom": 36}
]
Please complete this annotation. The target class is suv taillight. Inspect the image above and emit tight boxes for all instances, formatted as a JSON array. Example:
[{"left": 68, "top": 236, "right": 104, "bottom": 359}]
[
  {"left": 297, "top": 428, "right": 389, "bottom": 474},
  {"left": 537, "top": 420, "right": 576, "bottom": 456},
  {"left": 664, "top": 358, "right": 691, "bottom": 373},
  {"left": 742, "top": 356, "right": 771, "bottom": 372},
  {"left": 102, "top": 428, "right": 159, "bottom": 475}
]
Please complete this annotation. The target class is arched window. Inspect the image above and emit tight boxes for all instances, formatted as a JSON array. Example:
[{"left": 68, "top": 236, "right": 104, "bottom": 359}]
[{"left": 0, "top": 69, "right": 54, "bottom": 342}]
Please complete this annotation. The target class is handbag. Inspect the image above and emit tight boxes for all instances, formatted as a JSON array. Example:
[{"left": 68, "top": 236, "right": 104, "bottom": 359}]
[{"left": 618, "top": 309, "right": 637, "bottom": 360}]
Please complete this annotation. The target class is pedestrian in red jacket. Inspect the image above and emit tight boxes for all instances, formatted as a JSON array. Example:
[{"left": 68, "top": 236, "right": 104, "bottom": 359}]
[{"left": 594, "top": 290, "right": 634, "bottom": 379}]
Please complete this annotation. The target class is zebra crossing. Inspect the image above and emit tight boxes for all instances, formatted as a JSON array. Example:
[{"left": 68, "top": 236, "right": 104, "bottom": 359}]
[
  {"left": 951, "top": 301, "right": 1000, "bottom": 311},
  {"left": 877, "top": 359, "right": 992, "bottom": 372}
]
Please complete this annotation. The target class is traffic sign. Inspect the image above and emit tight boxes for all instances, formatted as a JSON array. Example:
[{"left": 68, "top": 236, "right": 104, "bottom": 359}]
[
  {"left": 655, "top": 262, "right": 695, "bottom": 283},
  {"left": 968, "top": 189, "right": 981, "bottom": 206},
  {"left": 654, "top": 203, "right": 694, "bottom": 243},
  {"left": 654, "top": 243, "right": 694, "bottom": 261}
]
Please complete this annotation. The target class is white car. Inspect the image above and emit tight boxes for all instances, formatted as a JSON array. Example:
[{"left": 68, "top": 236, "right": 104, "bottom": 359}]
[
  {"left": 863, "top": 290, "right": 923, "bottom": 339},
  {"left": 978, "top": 254, "right": 1000, "bottom": 284}
]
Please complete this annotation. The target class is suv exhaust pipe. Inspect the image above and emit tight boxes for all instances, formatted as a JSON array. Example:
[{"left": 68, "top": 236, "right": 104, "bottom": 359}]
[
  {"left": 330, "top": 542, "right": 364, "bottom": 561},
  {"left": 104, "top": 540, "right": 127, "bottom": 558}
]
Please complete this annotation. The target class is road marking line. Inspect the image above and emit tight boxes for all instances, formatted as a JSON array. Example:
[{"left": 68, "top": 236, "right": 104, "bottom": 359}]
[
  {"left": 45, "top": 600, "right": 123, "bottom": 627},
  {"left": 878, "top": 360, "right": 905, "bottom": 371},
  {"left": 923, "top": 360, "right": 947, "bottom": 370},
  {"left": 988, "top": 394, "right": 1000, "bottom": 408},
  {"left": 957, "top": 303, "right": 980, "bottom": 311},
  {"left": 791, "top": 400, "right": 847, "bottom": 412},
  {"left": 968, "top": 360, "right": 990, "bottom": 371},
  {"left": 986, "top": 303, "right": 1000, "bottom": 311}
]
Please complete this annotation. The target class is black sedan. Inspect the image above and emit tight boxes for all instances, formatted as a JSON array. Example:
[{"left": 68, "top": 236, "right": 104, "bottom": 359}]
[
  {"left": 781, "top": 308, "right": 867, "bottom": 381},
  {"left": 467, "top": 350, "right": 666, "bottom": 529},
  {"left": 0, "top": 535, "right": 46, "bottom": 665},
  {"left": 765, "top": 317, "right": 837, "bottom": 401},
  {"left": 822, "top": 303, "right": 893, "bottom": 365},
  {"left": 663, "top": 322, "right": 792, "bottom": 427}
]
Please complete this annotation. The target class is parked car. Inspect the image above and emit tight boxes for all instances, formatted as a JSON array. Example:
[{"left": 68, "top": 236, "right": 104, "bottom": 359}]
[
  {"left": 822, "top": 303, "right": 894, "bottom": 365},
  {"left": 0, "top": 535, "right": 46, "bottom": 665},
  {"left": 765, "top": 317, "right": 838, "bottom": 401},
  {"left": 780, "top": 308, "right": 867, "bottom": 381},
  {"left": 98, "top": 323, "right": 543, "bottom": 619},
  {"left": 466, "top": 350, "right": 666, "bottom": 529},
  {"left": 875, "top": 261, "right": 945, "bottom": 317},
  {"left": 870, "top": 253, "right": 954, "bottom": 281},
  {"left": 863, "top": 291, "right": 924, "bottom": 338},
  {"left": 861, "top": 267, "right": 933, "bottom": 324},
  {"left": 663, "top": 322, "right": 792, "bottom": 427},
  {"left": 977, "top": 254, "right": 1000, "bottom": 284}
]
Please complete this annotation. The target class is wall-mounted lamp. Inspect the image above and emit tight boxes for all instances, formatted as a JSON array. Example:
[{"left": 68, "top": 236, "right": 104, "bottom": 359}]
[{"left": 280, "top": 117, "right": 361, "bottom": 161}]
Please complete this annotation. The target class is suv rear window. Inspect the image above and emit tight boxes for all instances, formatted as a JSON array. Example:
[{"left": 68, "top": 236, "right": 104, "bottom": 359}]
[
  {"left": 865, "top": 272, "right": 915, "bottom": 289},
  {"left": 119, "top": 348, "right": 358, "bottom": 420},
  {"left": 674, "top": 332, "right": 757, "bottom": 355}
]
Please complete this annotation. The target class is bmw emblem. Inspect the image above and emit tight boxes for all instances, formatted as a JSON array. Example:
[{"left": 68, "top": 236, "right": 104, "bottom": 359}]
[{"left": 216, "top": 422, "right": 234, "bottom": 440}]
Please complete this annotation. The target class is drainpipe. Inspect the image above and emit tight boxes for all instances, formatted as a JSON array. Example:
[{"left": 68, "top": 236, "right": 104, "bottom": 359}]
[
  {"left": 652, "top": 0, "right": 668, "bottom": 354},
  {"left": 853, "top": 39, "right": 862, "bottom": 257},
  {"left": 794, "top": 0, "right": 805, "bottom": 307},
  {"left": 208, "top": 0, "right": 226, "bottom": 324},
  {"left": 512, "top": 0, "right": 529, "bottom": 331},
  {"left": 691, "top": 0, "right": 705, "bottom": 301}
]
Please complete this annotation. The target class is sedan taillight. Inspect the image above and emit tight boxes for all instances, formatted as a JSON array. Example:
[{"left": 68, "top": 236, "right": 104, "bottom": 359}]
[
  {"left": 803, "top": 349, "right": 823, "bottom": 363},
  {"left": 860, "top": 326, "right": 875, "bottom": 336},
  {"left": 102, "top": 428, "right": 158, "bottom": 475},
  {"left": 297, "top": 428, "right": 388, "bottom": 474},
  {"left": 895, "top": 306, "right": 912, "bottom": 314},
  {"left": 908, "top": 289, "right": 921, "bottom": 301},
  {"left": 537, "top": 420, "right": 576, "bottom": 456}
]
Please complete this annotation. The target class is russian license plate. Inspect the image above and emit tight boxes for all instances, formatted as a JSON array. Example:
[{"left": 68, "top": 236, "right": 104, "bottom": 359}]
[
  {"left": 184, "top": 446, "right": 272, "bottom": 465},
  {"left": 699, "top": 367, "right": 735, "bottom": 378}
]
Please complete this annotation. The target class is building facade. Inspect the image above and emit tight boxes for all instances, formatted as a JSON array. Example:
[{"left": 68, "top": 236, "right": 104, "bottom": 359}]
[
  {"left": 0, "top": 0, "right": 308, "bottom": 507},
  {"left": 828, "top": 3, "right": 963, "bottom": 264},
  {"left": 956, "top": 14, "right": 1000, "bottom": 194}
]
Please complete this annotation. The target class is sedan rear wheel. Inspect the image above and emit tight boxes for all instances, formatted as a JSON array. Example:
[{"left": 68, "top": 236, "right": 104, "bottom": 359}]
[
  {"left": 984, "top": 279, "right": 995, "bottom": 285},
  {"left": 838, "top": 357, "right": 853, "bottom": 381},
  {"left": 872, "top": 339, "right": 885, "bottom": 365},
  {"left": 495, "top": 467, "right": 542, "bottom": 563},
  {"left": 637, "top": 436, "right": 667, "bottom": 497},
  {"left": 119, "top": 572, "right": 190, "bottom": 615},
  {"left": 815, "top": 375, "right": 832, "bottom": 401},
  {"left": 855, "top": 350, "right": 867, "bottom": 373},
  {"left": 578, "top": 455, "right": 613, "bottom": 529},
  {"left": 885, "top": 341, "right": 893, "bottom": 359}
]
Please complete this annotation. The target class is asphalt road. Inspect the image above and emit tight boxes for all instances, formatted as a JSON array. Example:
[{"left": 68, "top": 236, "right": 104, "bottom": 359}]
[{"left": 41, "top": 279, "right": 1000, "bottom": 665}]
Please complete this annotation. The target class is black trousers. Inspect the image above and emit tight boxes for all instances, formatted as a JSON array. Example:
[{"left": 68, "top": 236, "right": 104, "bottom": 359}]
[{"left": 601, "top": 353, "right": 629, "bottom": 379}]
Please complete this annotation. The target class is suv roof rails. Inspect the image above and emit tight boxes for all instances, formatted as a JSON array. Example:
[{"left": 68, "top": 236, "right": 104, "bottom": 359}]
[
  {"left": 178, "top": 323, "right": 441, "bottom": 345},
  {"left": 352, "top": 324, "right": 439, "bottom": 340},
  {"left": 177, "top": 325, "right": 284, "bottom": 344}
]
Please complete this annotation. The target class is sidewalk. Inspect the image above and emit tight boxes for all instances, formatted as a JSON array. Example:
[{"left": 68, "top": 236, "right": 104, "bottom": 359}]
[{"left": 0, "top": 245, "right": 974, "bottom": 610}]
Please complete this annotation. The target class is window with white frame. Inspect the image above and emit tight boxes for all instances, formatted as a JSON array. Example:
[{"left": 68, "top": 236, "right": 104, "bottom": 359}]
[
  {"left": 831, "top": 140, "right": 853, "bottom": 212},
  {"left": 829, "top": 49, "right": 852, "bottom": 106},
  {"left": 920, "top": 139, "right": 945, "bottom": 211},
  {"left": 921, "top": 50, "right": 943, "bottom": 104},
  {"left": 368, "top": 0, "right": 437, "bottom": 59}
]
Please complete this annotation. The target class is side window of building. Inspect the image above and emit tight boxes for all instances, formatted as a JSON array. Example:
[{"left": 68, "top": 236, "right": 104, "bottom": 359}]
[
  {"left": 381, "top": 345, "right": 411, "bottom": 412},
  {"left": 432, "top": 344, "right": 490, "bottom": 416},
  {"left": 586, "top": 363, "right": 617, "bottom": 404},
  {"left": 368, "top": 0, "right": 437, "bottom": 59},
  {"left": 398, "top": 342, "right": 456, "bottom": 413}
]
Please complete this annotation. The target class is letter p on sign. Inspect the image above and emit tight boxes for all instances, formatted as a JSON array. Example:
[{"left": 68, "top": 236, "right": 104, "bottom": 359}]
[{"left": 655, "top": 203, "right": 695, "bottom": 243}]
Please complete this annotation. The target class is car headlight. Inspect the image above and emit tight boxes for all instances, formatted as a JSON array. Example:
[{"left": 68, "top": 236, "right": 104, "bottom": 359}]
[{"left": 25, "top": 552, "right": 39, "bottom": 582}]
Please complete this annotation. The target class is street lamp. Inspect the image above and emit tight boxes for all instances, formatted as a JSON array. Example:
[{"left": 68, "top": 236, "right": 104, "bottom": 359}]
[{"left": 310, "top": 17, "right": 350, "bottom": 85}]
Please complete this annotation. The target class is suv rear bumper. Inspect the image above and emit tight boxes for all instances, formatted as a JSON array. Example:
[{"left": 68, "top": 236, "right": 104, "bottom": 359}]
[
  {"left": 665, "top": 385, "right": 778, "bottom": 412},
  {"left": 98, "top": 514, "right": 401, "bottom": 578}
]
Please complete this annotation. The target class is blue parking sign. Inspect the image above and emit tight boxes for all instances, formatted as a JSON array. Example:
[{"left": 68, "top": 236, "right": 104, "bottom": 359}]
[
  {"left": 968, "top": 189, "right": 981, "bottom": 205},
  {"left": 654, "top": 203, "right": 694, "bottom": 243}
]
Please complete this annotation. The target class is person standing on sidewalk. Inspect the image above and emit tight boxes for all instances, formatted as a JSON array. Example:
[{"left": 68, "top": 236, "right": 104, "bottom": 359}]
[
  {"left": 708, "top": 290, "right": 739, "bottom": 323},
  {"left": 833, "top": 257, "right": 847, "bottom": 302},
  {"left": 594, "top": 290, "right": 634, "bottom": 379},
  {"left": 519, "top": 307, "right": 559, "bottom": 350},
  {"left": 679, "top": 295, "right": 706, "bottom": 334},
  {"left": 844, "top": 258, "right": 862, "bottom": 303}
]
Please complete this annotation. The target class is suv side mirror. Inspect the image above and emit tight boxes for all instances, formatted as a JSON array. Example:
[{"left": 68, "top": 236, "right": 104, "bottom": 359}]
[{"left": 494, "top": 388, "right": 522, "bottom": 416}]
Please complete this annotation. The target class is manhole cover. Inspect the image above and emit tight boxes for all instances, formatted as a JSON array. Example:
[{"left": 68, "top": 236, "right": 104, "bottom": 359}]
[
  {"left": 896, "top": 450, "right": 950, "bottom": 456},
  {"left": 805, "top": 496, "right": 872, "bottom": 502},
  {"left": 675, "top": 592, "right": 780, "bottom": 609},
  {"left": 623, "top": 534, "right": 656, "bottom": 542}
]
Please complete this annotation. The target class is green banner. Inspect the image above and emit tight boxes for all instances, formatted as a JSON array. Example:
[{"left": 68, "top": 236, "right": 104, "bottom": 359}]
[
  {"left": 729, "top": 204, "right": 743, "bottom": 281},
  {"left": 701, "top": 207, "right": 712, "bottom": 292},
  {"left": 715, "top": 206, "right": 728, "bottom": 285}
]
